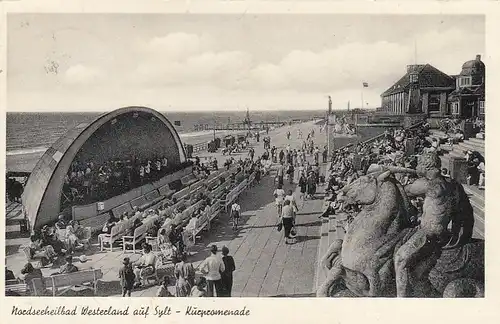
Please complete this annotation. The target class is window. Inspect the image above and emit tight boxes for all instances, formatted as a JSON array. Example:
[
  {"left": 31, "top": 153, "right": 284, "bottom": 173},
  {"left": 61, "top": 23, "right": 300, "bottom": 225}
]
[
  {"left": 428, "top": 94, "right": 440, "bottom": 112},
  {"left": 479, "top": 101, "right": 485, "bottom": 115},
  {"left": 451, "top": 102, "right": 459, "bottom": 115},
  {"left": 459, "top": 76, "right": 472, "bottom": 87},
  {"left": 409, "top": 73, "right": 418, "bottom": 83}
]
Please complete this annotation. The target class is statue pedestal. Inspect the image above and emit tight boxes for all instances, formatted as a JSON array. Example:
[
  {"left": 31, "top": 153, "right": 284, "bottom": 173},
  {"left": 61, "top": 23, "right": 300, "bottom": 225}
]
[{"left": 449, "top": 156, "right": 468, "bottom": 184}]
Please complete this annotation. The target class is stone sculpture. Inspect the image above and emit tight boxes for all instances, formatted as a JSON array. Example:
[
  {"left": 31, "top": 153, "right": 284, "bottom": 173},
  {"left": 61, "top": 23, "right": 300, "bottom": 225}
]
[{"left": 317, "top": 162, "right": 484, "bottom": 298}]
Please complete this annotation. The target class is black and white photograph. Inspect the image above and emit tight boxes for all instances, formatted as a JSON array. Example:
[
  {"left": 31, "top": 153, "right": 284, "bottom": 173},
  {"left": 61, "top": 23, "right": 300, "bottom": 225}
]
[{"left": 3, "top": 11, "right": 487, "bottom": 300}]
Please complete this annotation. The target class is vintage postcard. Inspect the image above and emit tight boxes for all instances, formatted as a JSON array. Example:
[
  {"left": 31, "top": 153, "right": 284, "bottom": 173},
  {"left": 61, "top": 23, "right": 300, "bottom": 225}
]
[{"left": 1, "top": 1, "right": 499, "bottom": 324}]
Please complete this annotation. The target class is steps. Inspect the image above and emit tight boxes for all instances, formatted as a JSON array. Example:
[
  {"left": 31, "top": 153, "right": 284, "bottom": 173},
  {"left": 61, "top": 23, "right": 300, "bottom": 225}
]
[
  {"left": 429, "top": 129, "right": 485, "bottom": 240},
  {"left": 314, "top": 211, "right": 346, "bottom": 293}
]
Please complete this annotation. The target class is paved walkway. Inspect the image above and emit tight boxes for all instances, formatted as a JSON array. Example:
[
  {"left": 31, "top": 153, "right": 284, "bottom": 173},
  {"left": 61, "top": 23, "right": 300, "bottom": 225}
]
[{"left": 5, "top": 120, "right": 327, "bottom": 297}]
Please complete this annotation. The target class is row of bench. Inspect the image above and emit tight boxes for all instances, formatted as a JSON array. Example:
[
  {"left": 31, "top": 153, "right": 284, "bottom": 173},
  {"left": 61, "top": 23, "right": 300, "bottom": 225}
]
[
  {"left": 5, "top": 269, "right": 103, "bottom": 297},
  {"left": 97, "top": 165, "right": 241, "bottom": 252}
]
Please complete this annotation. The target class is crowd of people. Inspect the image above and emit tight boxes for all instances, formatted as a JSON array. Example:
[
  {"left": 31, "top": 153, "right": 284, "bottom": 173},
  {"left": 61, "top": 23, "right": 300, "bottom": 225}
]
[{"left": 62, "top": 155, "right": 193, "bottom": 208}]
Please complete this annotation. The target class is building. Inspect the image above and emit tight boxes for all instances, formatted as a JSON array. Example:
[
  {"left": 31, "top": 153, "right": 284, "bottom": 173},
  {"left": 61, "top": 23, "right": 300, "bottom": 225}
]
[
  {"left": 22, "top": 106, "right": 188, "bottom": 230},
  {"left": 380, "top": 64, "right": 455, "bottom": 116},
  {"left": 448, "top": 55, "right": 485, "bottom": 119},
  {"left": 380, "top": 54, "right": 485, "bottom": 119}
]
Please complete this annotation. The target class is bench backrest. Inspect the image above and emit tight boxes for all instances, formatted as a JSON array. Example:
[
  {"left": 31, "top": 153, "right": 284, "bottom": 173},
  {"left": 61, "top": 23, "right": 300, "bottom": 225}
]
[
  {"left": 130, "top": 195, "right": 148, "bottom": 208},
  {"left": 172, "top": 186, "right": 190, "bottom": 201},
  {"left": 133, "top": 223, "right": 150, "bottom": 239},
  {"left": 158, "top": 184, "right": 175, "bottom": 198},
  {"left": 112, "top": 202, "right": 132, "bottom": 218},
  {"left": 45, "top": 269, "right": 103, "bottom": 289},
  {"left": 144, "top": 190, "right": 160, "bottom": 201}
]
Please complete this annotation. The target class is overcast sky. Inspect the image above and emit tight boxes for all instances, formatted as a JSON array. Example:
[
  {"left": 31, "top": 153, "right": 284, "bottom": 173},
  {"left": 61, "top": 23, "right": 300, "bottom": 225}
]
[{"left": 7, "top": 14, "right": 484, "bottom": 112}]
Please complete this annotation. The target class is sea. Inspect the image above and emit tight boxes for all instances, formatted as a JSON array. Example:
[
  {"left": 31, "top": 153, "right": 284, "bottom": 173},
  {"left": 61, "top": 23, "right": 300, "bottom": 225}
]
[{"left": 6, "top": 110, "right": 325, "bottom": 157}]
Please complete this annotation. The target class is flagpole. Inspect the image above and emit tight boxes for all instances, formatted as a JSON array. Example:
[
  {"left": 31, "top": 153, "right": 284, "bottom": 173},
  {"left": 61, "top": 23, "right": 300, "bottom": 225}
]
[{"left": 326, "top": 96, "right": 330, "bottom": 159}]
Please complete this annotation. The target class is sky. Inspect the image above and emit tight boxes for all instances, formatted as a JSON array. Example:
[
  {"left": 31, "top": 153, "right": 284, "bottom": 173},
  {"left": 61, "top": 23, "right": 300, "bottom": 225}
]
[{"left": 7, "top": 14, "right": 485, "bottom": 112}]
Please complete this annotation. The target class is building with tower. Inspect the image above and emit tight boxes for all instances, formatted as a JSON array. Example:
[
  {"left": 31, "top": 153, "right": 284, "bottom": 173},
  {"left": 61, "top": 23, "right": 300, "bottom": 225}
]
[{"left": 379, "top": 54, "right": 485, "bottom": 119}]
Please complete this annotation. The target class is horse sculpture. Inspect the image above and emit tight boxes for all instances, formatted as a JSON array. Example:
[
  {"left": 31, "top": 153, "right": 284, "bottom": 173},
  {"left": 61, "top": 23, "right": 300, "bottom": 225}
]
[{"left": 317, "top": 167, "right": 484, "bottom": 297}]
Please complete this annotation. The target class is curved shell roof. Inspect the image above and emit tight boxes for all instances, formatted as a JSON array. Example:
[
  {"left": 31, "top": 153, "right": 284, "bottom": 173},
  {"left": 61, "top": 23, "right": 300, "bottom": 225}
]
[{"left": 22, "top": 106, "right": 187, "bottom": 229}]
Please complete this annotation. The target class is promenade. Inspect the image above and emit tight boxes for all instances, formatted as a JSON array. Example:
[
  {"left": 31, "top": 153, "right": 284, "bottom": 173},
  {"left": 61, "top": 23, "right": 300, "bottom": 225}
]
[{"left": 5, "top": 120, "right": 327, "bottom": 297}]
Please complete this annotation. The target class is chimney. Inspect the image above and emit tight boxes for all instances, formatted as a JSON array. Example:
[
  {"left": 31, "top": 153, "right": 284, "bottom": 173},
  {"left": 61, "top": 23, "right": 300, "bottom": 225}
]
[{"left": 476, "top": 54, "right": 481, "bottom": 61}]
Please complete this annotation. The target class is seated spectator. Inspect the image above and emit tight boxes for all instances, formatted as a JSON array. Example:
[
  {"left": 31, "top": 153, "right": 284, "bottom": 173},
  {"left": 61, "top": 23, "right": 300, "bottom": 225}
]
[
  {"left": 55, "top": 215, "right": 67, "bottom": 230},
  {"left": 102, "top": 216, "right": 118, "bottom": 234},
  {"left": 29, "top": 235, "right": 57, "bottom": 265},
  {"left": 20, "top": 262, "right": 45, "bottom": 293},
  {"left": 133, "top": 243, "right": 156, "bottom": 288},
  {"left": 53, "top": 255, "right": 78, "bottom": 275},
  {"left": 157, "top": 276, "right": 174, "bottom": 297},
  {"left": 5, "top": 266, "right": 16, "bottom": 281},
  {"left": 65, "top": 220, "right": 84, "bottom": 251},
  {"left": 40, "top": 225, "right": 66, "bottom": 255}
]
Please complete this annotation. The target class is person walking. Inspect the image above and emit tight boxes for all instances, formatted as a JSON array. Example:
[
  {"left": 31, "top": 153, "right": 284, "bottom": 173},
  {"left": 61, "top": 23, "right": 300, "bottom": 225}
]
[
  {"left": 230, "top": 200, "right": 241, "bottom": 230},
  {"left": 199, "top": 245, "right": 225, "bottom": 297},
  {"left": 273, "top": 184, "right": 286, "bottom": 218},
  {"left": 285, "top": 189, "right": 299, "bottom": 218},
  {"left": 220, "top": 246, "right": 236, "bottom": 297},
  {"left": 281, "top": 200, "right": 295, "bottom": 244}
]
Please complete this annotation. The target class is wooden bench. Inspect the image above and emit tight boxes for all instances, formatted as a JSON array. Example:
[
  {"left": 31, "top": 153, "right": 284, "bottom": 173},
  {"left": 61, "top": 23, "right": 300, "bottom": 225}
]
[
  {"left": 172, "top": 186, "right": 191, "bottom": 201},
  {"left": 181, "top": 173, "right": 199, "bottom": 187},
  {"left": 31, "top": 269, "right": 103, "bottom": 297},
  {"left": 99, "top": 220, "right": 132, "bottom": 252},
  {"left": 5, "top": 279, "right": 29, "bottom": 296},
  {"left": 122, "top": 223, "right": 150, "bottom": 253}
]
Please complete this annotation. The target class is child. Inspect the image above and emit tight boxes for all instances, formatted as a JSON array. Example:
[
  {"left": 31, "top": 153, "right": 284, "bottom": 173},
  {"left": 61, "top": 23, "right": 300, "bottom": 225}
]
[
  {"left": 119, "top": 257, "right": 135, "bottom": 297},
  {"left": 157, "top": 276, "right": 174, "bottom": 297}
]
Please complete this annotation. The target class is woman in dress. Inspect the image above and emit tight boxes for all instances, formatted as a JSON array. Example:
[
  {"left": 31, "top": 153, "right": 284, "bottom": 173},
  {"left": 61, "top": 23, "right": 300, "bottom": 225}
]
[
  {"left": 157, "top": 228, "right": 175, "bottom": 263},
  {"left": 298, "top": 173, "right": 307, "bottom": 205},
  {"left": 174, "top": 254, "right": 195, "bottom": 297}
]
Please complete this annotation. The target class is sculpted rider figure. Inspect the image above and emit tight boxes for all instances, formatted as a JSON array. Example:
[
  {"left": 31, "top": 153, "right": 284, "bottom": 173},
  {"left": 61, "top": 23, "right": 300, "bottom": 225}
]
[{"left": 394, "top": 152, "right": 474, "bottom": 297}]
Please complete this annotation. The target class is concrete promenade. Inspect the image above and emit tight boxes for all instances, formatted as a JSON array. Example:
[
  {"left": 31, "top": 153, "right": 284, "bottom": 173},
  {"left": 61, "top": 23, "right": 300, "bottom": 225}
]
[{"left": 5, "top": 120, "right": 328, "bottom": 297}]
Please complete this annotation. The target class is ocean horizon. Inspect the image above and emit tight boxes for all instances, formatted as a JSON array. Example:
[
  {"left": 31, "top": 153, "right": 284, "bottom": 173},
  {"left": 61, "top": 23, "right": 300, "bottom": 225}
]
[{"left": 6, "top": 110, "right": 327, "bottom": 155}]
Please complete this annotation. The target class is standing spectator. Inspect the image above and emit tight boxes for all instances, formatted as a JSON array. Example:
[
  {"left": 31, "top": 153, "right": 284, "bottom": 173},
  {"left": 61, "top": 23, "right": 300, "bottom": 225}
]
[
  {"left": 174, "top": 254, "right": 195, "bottom": 297},
  {"left": 119, "top": 257, "right": 135, "bottom": 297},
  {"left": 199, "top": 245, "right": 225, "bottom": 297},
  {"left": 306, "top": 172, "right": 317, "bottom": 199},
  {"left": 230, "top": 200, "right": 241, "bottom": 230},
  {"left": 220, "top": 246, "right": 236, "bottom": 297},
  {"left": 276, "top": 162, "right": 284, "bottom": 186},
  {"left": 298, "top": 173, "right": 308, "bottom": 203},
  {"left": 478, "top": 160, "right": 485, "bottom": 189}
]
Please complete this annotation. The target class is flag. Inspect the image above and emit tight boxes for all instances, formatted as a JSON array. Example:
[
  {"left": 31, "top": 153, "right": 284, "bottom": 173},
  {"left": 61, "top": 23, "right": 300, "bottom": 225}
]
[
  {"left": 363, "top": 82, "right": 369, "bottom": 88},
  {"left": 174, "top": 121, "right": 181, "bottom": 126}
]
